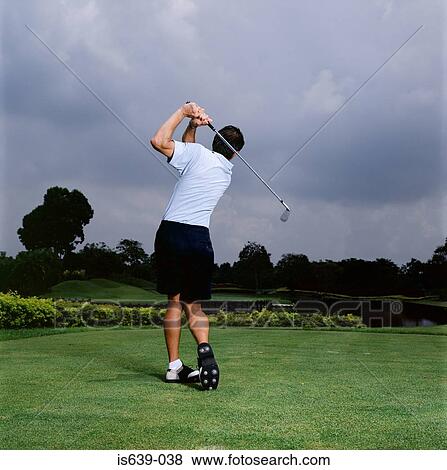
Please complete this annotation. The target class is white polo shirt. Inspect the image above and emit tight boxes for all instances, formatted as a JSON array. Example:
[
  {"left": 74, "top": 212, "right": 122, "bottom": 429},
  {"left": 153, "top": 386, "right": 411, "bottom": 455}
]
[{"left": 162, "top": 140, "right": 233, "bottom": 228}]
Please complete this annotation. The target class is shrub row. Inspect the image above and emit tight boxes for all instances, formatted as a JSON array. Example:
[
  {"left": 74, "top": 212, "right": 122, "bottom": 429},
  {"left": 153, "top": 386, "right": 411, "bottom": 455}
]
[
  {"left": 214, "top": 311, "right": 364, "bottom": 328},
  {"left": 54, "top": 301, "right": 165, "bottom": 328},
  {"left": 0, "top": 292, "right": 58, "bottom": 328},
  {"left": 0, "top": 294, "right": 365, "bottom": 329}
]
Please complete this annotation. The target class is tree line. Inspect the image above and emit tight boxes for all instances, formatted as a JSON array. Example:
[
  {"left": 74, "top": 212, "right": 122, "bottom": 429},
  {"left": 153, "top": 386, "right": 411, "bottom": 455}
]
[
  {"left": 0, "top": 186, "right": 445, "bottom": 297},
  {"left": 215, "top": 240, "right": 447, "bottom": 297}
]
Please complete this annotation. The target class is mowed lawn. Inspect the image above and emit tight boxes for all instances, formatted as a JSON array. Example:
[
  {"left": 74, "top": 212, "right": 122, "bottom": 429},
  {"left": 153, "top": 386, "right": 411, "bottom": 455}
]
[
  {"left": 0, "top": 328, "right": 446, "bottom": 449},
  {"left": 46, "top": 279, "right": 166, "bottom": 302}
]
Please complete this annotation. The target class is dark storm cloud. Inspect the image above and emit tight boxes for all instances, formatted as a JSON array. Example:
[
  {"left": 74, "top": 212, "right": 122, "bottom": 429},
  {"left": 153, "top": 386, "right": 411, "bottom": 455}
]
[
  {"left": 1, "top": 0, "right": 445, "bottom": 263},
  {"left": 275, "top": 99, "right": 444, "bottom": 205}
]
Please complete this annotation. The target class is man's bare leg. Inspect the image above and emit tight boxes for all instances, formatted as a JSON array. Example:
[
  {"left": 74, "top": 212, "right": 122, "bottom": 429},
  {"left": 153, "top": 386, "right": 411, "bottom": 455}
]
[
  {"left": 184, "top": 301, "right": 219, "bottom": 389},
  {"left": 183, "top": 301, "right": 209, "bottom": 345},
  {"left": 163, "top": 293, "right": 182, "bottom": 362}
]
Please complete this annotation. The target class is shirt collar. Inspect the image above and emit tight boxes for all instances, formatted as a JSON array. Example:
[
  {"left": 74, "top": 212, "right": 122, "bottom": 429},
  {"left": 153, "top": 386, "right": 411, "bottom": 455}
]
[{"left": 214, "top": 151, "right": 234, "bottom": 170}]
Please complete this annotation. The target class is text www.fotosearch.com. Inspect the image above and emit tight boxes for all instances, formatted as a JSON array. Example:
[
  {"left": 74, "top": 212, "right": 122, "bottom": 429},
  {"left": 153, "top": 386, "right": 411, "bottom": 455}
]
[{"left": 191, "top": 453, "right": 330, "bottom": 466}]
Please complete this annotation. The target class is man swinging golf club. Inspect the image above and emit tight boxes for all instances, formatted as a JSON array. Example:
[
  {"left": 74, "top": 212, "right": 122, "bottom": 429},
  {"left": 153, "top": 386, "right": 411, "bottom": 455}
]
[{"left": 150, "top": 102, "right": 244, "bottom": 390}]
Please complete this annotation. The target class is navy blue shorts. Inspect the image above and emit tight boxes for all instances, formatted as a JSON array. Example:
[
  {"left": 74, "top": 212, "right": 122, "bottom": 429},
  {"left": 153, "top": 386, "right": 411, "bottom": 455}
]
[{"left": 154, "top": 220, "right": 214, "bottom": 302}]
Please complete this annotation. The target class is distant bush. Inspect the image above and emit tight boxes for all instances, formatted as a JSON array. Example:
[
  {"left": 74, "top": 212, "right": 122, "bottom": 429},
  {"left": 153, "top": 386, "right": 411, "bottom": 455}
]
[
  {"left": 62, "top": 269, "right": 86, "bottom": 281},
  {"left": 216, "top": 309, "right": 364, "bottom": 328},
  {"left": 0, "top": 292, "right": 58, "bottom": 328}
]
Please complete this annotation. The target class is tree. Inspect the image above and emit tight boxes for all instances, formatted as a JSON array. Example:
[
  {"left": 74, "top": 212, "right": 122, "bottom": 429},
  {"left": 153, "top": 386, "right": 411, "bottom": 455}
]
[
  {"left": 370, "top": 258, "right": 400, "bottom": 294},
  {"left": 337, "top": 258, "right": 400, "bottom": 295},
  {"left": 312, "top": 260, "right": 343, "bottom": 293},
  {"left": 401, "top": 258, "right": 426, "bottom": 295},
  {"left": 425, "top": 238, "right": 447, "bottom": 292},
  {"left": 77, "top": 242, "right": 124, "bottom": 278},
  {"left": 0, "top": 252, "right": 15, "bottom": 292},
  {"left": 275, "top": 253, "right": 313, "bottom": 290},
  {"left": 233, "top": 241, "right": 273, "bottom": 290},
  {"left": 213, "top": 262, "right": 234, "bottom": 284},
  {"left": 8, "top": 249, "right": 63, "bottom": 296},
  {"left": 132, "top": 252, "right": 157, "bottom": 281},
  {"left": 116, "top": 239, "right": 149, "bottom": 267},
  {"left": 431, "top": 238, "right": 447, "bottom": 264},
  {"left": 338, "top": 258, "right": 373, "bottom": 295},
  {"left": 17, "top": 187, "right": 94, "bottom": 257}
]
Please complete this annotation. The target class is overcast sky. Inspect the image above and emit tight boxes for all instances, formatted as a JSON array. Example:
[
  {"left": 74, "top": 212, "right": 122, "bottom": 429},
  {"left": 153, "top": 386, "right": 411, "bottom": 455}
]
[{"left": 1, "top": 0, "right": 446, "bottom": 264}]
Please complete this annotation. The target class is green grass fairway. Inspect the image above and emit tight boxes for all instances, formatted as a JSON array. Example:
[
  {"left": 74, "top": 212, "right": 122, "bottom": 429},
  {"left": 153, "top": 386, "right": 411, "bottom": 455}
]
[
  {"left": 46, "top": 278, "right": 166, "bottom": 302},
  {"left": 1, "top": 328, "right": 446, "bottom": 449},
  {"left": 46, "top": 279, "right": 284, "bottom": 302}
]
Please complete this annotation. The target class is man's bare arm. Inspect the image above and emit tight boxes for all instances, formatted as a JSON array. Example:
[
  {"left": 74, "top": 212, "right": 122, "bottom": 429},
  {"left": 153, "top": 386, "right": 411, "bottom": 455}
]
[
  {"left": 182, "top": 121, "right": 197, "bottom": 143},
  {"left": 150, "top": 102, "right": 210, "bottom": 158},
  {"left": 182, "top": 113, "right": 214, "bottom": 143}
]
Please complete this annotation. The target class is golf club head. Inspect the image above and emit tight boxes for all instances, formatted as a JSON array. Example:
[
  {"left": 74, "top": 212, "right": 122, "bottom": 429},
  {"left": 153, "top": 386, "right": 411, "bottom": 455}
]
[{"left": 280, "top": 208, "right": 290, "bottom": 222}]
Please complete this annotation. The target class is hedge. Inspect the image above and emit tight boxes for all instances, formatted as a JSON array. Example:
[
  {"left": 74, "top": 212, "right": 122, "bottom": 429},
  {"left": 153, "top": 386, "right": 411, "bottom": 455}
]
[
  {"left": 215, "top": 311, "right": 364, "bottom": 328},
  {"left": 53, "top": 301, "right": 165, "bottom": 328},
  {"left": 0, "top": 292, "right": 58, "bottom": 328},
  {"left": 0, "top": 294, "right": 365, "bottom": 329}
]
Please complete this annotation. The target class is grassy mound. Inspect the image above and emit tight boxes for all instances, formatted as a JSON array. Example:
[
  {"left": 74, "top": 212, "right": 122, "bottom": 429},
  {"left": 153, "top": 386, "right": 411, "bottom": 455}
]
[{"left": 46, "top": 278, "right": 164, "bottom": 301}]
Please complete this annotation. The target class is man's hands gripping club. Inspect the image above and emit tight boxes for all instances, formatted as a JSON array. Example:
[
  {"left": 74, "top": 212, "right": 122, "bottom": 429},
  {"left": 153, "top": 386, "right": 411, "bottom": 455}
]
[
  {"left": 182, "top": 102, "right": 212, "bottom": 144},
  {"left": 184, "top": 102, "right": 213, "bottom": 128},
  {"left": 150, "top": 102, "right": 212, "bottom": 157}
]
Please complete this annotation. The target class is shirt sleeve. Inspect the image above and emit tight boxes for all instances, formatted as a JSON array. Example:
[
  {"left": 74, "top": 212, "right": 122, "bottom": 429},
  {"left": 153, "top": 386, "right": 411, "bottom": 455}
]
[{"left": 168, "top": 141, "right": 196, "bottom": 173}]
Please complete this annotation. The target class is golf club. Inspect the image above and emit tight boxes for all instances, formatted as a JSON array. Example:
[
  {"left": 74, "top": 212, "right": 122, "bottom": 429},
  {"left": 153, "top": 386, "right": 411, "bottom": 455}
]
[{"left": 208, "top": 123, "right": 291, "bottom": 222}]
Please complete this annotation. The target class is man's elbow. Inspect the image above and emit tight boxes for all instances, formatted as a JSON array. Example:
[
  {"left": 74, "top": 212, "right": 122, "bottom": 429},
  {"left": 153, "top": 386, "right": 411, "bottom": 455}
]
[{"left": 150, "top": 136, "right": 162, "bottom": 150}]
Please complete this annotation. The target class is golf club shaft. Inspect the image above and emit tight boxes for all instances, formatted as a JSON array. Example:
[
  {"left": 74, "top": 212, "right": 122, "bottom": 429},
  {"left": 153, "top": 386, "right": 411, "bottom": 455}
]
[{"left": 208, "top": 124, "right": 290, "bottom": 212}]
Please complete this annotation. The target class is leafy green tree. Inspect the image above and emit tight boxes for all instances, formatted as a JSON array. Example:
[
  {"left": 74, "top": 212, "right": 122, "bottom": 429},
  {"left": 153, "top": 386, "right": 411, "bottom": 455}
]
[
  {"left": 312, "top": 260, "right": 343, "bottom": 293},
  {"left": 9, "top": 249, "right": 63, "bottom": 296},
  {"left": 77, "top": 242, "right": 124, "bottom": 278},
  {"left": 431, "top": 238, "right": 447, "bottom": 264},
  {"left": 234, "top": 241, "right": 273, "bottom": 290},
  {"left": 401, "top": 258, "right": 426, "bottom": 295},
  {"left": 425, "top": 238, "right": 447, "bottom": 293},
  {"left": 0, "top": 252, "right": 15, "bottom": 292},
  {"left": 336, "top": 258, "right": 400, "bottom": 295},
  {"left": 275, "top": 253, "right": 314, "bottom": 290},
  {"left": 116, "top": 239, "right": 149, "bottom": 267},
  {"left": 17, "top": 187, "right": 94, "bottom": 257},
  {"left": 338, "top": 258, "right": 373, "bottom": 295},
  {"left": 371, "top": 258, "right": 401, "bottom": 294},
  {"left": 213, "top": 262, "right": 234, "bottom": 284},
  {"left": 132, "top": 252, "right": 157, "bottom": 281}
]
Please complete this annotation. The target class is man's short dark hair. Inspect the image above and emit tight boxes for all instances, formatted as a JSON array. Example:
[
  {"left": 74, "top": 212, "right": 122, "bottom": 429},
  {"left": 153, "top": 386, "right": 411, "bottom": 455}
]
[{"left": 212, "top": 125, "right": 245, "bottom": 160}]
